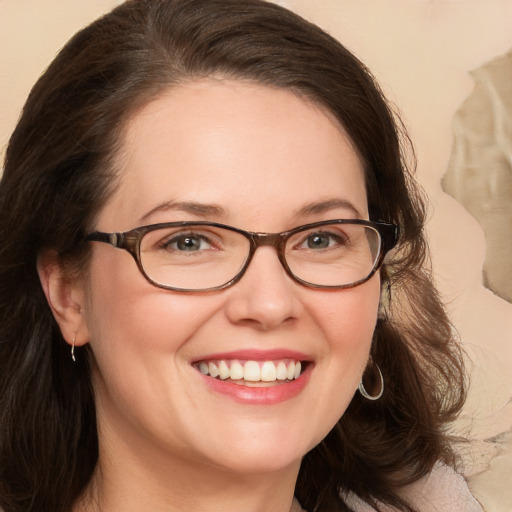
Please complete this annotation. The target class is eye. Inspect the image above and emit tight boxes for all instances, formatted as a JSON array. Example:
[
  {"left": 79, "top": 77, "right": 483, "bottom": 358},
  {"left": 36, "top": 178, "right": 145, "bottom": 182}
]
[
  {"left": 300, "top": 230, "right": 348, "bottom": 250},
  {"left": 162, "top": 233, "right": 214, "bottom": 252}
]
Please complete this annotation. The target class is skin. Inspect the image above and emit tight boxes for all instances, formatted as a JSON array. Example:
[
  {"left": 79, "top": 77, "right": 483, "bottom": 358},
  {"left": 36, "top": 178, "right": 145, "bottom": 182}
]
[{"left": 39, "top": 80, "right": 381, "bottom": 512}]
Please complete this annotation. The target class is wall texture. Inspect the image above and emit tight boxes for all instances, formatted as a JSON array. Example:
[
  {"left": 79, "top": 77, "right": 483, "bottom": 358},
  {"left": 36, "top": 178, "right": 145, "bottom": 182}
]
[
  {"left": 1, "top": 1, "right": 511, "bottom": 510},
  {"left": 276, "top": 3, "right": 512, "bottom": 511}
]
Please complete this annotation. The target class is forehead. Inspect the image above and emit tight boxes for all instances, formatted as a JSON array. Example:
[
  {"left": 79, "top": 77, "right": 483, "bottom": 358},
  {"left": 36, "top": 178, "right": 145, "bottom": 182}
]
[{"left": 102, "top": 80, "right": 367, "bottom": 231}]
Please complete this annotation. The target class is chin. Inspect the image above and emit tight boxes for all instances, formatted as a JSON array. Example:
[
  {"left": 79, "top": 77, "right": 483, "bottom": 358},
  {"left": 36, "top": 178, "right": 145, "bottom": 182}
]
[
  {"left": 210, "top": 450, "right": 303, "bottom": 477},
  {"left": 194, "top": 424, "right": 319, "bottom": 476}
]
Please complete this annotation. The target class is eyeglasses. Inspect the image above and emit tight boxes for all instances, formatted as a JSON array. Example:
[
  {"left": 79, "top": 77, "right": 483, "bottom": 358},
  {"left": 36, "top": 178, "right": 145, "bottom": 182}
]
[{"left": 86, "top": 219, "right": 398, "bottom": 292}]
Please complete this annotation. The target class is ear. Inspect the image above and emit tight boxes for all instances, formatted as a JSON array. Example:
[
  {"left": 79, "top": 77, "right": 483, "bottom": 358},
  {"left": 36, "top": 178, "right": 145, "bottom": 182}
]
[{"left": 37, "top": 249, "right": 90, "bottom": 348}]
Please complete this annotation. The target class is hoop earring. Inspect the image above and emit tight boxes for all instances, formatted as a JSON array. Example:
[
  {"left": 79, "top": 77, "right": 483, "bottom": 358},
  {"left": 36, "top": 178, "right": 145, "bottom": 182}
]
[
  {"left": 358, "top": 363, "right": 384, "bottom": 400},
  {"left": 71, "top": 335, "right": 76, "bottom": 363}
]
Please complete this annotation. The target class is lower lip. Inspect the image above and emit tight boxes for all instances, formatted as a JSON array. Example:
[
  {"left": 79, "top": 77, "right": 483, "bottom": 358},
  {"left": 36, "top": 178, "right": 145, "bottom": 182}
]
[{"left": 198, "top": 365, "right": 312, "bottom": 405}]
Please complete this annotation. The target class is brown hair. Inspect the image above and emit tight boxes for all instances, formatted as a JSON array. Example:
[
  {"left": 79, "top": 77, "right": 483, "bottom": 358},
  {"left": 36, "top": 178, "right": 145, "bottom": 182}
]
[{"left": 0, "top": 1, "right": 465, "bottom": 511}]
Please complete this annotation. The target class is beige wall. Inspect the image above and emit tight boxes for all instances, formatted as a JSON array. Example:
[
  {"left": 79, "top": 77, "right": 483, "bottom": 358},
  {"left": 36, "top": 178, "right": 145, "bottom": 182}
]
[
  {"left": 1, "top": 1, "right": 511, "bottom": 510},
  {"left": 281, "top": 3, "right": 512, "bottom": 511}
]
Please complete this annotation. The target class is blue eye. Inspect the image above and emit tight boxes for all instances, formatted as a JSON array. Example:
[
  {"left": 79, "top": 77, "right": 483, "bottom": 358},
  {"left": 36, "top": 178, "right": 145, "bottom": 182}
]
[
  {"left": 306, "top": 233, "right": 330, "bottom": 249},
  {"left": 301, "top": 231, "right": 347, "bottom": 250},
  {"left": 164, "top": 234, "right": 213, "bottom": 252}
]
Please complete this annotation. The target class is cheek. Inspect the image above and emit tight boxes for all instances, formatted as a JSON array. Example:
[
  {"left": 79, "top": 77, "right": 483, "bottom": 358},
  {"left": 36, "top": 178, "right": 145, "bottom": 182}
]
[
  {"left": 81, "top": 252, "right": 224, "bottom": 439},
  {"left": 307, "top": 280, "right": 380, "bottom": 421},
  {"left": 82, "top": 251, "right": 218, "bottom": 367},
  {"left": 316, "top": 279, "right": 380, "bottom": 354}
]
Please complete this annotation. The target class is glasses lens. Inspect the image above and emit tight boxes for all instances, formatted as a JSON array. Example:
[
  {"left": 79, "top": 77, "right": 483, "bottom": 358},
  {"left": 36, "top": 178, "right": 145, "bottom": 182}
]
[
  {"left": 139, "top": 225, "right": 250, "bottom": 290},
  {"left": 284, "top": 223, "right": 382, "bottom": 287},
  {"left": 137, "top": 222, "right": 383, "bottom": 291}
]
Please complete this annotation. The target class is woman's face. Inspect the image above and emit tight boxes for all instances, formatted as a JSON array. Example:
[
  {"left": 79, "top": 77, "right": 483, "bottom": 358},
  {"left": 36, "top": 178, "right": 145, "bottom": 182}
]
[{"left": 81, "top": 80, "right": 380, "bottom": 476}]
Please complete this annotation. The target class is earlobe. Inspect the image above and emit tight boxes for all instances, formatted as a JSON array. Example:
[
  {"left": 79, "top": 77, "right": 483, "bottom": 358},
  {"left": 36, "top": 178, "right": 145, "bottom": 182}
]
[{"left": 37, "top": 249, "right": 89, "bottom": 347}]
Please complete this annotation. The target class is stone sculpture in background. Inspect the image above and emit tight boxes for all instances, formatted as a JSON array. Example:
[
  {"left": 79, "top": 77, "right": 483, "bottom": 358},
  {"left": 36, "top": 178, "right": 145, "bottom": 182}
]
[
  {"left": 443, "top": 50, "right": 512, "bottom": 303},
  {"left": 443, "top": 49, "right": 512, "bottom": 512}
]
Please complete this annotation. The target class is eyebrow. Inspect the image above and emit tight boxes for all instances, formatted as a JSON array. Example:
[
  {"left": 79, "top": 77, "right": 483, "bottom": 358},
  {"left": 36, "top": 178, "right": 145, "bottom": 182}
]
[
  {"left": 140, "top": 200, "right": 227, "bottom": 222},
  {"left": 294, "top": 198, "right": 363, "bottom": 219},
  {"left": 140, "top": 197, "right": 363, "bottom": 224}
]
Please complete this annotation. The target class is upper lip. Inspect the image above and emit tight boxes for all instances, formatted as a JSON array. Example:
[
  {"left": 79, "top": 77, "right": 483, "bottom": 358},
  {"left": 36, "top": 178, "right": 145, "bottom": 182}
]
[{"left": 191, "top": 348, "right": 313, "bottom": 363}]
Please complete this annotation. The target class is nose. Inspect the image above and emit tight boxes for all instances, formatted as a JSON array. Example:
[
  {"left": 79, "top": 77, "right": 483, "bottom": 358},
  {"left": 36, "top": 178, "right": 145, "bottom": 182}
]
[{"left": 224, "top": 246, "right": 303, "bottom": 330}]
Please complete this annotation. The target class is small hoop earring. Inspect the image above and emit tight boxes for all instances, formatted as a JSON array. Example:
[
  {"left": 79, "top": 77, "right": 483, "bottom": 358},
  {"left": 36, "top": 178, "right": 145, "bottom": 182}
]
[
  {"left": 71, "top": 336, "right": 76, "bottom": 363},
  {"left": 358, "top": 363, "right": 384, "bottom": 401}
]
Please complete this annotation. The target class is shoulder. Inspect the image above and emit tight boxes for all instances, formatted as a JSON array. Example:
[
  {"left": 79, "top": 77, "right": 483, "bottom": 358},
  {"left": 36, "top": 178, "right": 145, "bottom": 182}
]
[
  {"left": 399, "top": 463, "right": 483, "bottom": 512},
  {"left": 344, "top": 463, "right": 484, "bottom": 512}
]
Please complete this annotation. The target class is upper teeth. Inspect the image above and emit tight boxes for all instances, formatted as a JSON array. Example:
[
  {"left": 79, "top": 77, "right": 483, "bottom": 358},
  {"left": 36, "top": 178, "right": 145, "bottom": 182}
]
[{"left": 196, "top": 359, "right": 302, "bottom": 382}]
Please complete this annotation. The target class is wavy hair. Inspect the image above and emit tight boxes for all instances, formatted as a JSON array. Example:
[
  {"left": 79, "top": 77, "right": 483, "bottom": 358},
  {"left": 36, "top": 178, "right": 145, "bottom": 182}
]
[{"left": 0, "top": 1, "right": 465, "bottom": 511}]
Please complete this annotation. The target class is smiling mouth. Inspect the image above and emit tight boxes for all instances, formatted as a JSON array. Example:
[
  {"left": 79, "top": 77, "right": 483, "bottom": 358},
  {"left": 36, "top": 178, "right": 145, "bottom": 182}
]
[{"left": 193, "top": 359, "right": 306, "bottom": 386}]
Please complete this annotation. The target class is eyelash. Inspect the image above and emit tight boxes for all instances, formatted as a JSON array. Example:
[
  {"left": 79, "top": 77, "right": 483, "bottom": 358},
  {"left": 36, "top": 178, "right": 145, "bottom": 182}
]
[{"left": 160, "top": 232, "right": 218, "bottom": 252}]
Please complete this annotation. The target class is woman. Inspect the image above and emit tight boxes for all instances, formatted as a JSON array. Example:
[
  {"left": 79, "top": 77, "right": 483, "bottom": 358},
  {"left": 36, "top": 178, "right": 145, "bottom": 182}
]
[{"left": 0, "top": 1, "right": 481, "bottom": 511}]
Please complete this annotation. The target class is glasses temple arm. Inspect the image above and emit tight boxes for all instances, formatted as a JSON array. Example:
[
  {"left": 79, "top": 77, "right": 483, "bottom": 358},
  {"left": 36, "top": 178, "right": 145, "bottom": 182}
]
[{"left": 86, "top": 231, "right": 124, "bottom": 248}]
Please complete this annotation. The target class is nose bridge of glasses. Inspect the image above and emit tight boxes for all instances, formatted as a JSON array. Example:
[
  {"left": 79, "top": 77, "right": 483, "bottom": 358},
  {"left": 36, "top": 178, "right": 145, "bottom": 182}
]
[
  {"left": 240, "top": 232, "right": 294, "bottom": 288},
  {"left": 244, "top": 232, "right": 289, "bottom": 273},
  {"left": 250, "top": 231, "right": 286, "bottom": 250}
]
